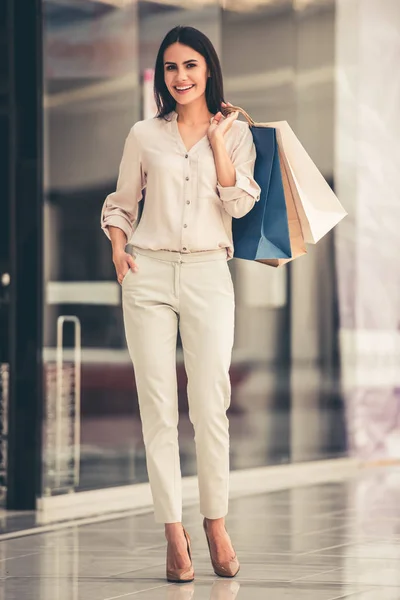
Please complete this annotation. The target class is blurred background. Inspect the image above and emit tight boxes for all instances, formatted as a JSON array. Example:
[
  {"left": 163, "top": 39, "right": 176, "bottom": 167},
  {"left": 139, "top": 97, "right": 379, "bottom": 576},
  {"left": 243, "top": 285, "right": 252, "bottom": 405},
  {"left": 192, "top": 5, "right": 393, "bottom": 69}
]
[{"left": 1, "top": 0, "right": 399, "bottom": 517}]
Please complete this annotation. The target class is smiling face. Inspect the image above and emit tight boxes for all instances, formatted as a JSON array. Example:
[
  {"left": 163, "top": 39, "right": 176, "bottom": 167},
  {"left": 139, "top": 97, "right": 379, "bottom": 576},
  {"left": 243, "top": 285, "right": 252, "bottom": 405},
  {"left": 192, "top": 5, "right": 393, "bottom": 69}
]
[{"left": 163, "top": 42, "right": 209, "bottom": 107}]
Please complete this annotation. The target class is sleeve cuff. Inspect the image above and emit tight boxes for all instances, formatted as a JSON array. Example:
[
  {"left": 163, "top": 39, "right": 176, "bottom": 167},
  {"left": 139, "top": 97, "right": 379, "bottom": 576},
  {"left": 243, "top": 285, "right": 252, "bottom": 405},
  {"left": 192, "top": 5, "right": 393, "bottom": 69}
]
[
  {"left": 101, "top": 214, "right": 133, "bottom": 242},
  {"left": 217, "top": 172, "right": 260, "bottom": 203}
]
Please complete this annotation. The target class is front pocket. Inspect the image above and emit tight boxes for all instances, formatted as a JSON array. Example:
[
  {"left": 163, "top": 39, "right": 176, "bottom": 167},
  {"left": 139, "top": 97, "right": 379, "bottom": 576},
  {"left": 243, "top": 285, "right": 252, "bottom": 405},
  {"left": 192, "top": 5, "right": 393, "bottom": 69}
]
[
  {"left": 121, "top": 253, "right": 142, "bottom": 286},
  {"left": 121, "top": 269, "right": 131, "bottom": 285},
  {"left": 219, "top": 260, "right": 234, "bottom": 291}
]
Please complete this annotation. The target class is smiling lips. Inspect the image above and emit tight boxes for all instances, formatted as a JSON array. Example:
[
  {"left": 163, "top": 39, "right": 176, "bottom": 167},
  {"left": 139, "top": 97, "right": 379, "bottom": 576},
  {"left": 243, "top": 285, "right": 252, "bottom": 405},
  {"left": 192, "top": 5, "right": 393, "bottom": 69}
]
[{"left": 175, "top": 84, "right": 194, "bottom": 94}]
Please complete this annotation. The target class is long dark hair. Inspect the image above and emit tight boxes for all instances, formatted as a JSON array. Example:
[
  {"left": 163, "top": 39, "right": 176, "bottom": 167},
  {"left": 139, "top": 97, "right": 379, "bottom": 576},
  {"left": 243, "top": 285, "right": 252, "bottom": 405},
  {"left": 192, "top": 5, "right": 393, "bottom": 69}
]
[{"left": 154, "top": 26, "right": 224, "bottom": 119}]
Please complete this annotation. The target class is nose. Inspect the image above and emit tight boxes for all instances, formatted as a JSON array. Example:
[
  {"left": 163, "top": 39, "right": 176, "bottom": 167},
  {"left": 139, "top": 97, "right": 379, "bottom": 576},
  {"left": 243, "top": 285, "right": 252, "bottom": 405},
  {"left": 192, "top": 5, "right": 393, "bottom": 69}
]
[{"left": 176, "top": 68, "right": 188, "bottom": 81}]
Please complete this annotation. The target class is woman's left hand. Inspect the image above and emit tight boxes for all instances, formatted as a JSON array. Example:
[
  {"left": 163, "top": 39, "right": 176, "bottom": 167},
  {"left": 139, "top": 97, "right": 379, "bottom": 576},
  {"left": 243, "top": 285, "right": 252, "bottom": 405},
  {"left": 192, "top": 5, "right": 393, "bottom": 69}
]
[{"left": 208, "top": 102, "right": 238, "bottom": 144}]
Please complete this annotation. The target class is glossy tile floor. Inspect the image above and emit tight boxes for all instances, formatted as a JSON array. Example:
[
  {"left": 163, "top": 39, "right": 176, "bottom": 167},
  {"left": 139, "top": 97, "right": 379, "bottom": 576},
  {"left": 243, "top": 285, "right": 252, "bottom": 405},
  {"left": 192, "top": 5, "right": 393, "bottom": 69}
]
[{"left": 1, "top": 466, "right": 400, "bottom": 599}]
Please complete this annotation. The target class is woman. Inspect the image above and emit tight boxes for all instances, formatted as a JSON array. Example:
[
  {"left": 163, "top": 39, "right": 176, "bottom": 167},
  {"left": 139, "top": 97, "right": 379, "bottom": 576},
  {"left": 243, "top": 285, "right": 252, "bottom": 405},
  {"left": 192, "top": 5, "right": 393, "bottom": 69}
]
[{"left": 101, "top": 26, "right": 260, "bottom": 583}]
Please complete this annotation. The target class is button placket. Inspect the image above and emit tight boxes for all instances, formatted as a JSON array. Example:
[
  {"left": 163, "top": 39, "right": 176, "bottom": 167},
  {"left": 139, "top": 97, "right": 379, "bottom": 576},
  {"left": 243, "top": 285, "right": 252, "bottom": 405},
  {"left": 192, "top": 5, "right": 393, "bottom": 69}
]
[{"left": 181, "top": 151, "right": 192, "bottom": 252}]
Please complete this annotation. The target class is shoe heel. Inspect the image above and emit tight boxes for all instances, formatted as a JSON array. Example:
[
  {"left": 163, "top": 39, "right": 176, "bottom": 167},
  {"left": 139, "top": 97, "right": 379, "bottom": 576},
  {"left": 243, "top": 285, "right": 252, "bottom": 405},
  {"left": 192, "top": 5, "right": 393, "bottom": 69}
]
[
  {"left": 166, "top": 526, "right": 195, "bottom": 583},
  {"left": 203, "top": 518, "right": 240, "bottom": 578}
]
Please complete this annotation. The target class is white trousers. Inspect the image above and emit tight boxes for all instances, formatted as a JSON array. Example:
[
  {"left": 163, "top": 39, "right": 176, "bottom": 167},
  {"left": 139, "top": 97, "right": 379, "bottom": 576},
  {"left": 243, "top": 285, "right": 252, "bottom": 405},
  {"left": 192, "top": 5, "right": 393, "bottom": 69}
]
[{"left": 121, "top": 247, "right": 235, "bottom": 523}]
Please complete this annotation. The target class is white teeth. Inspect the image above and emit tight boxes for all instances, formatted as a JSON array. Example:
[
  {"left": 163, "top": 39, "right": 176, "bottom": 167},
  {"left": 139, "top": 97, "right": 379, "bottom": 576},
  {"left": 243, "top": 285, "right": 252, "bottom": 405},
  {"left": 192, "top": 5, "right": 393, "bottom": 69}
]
[{"left": 176, "top": 85, "right": 193, "bottom": 91}]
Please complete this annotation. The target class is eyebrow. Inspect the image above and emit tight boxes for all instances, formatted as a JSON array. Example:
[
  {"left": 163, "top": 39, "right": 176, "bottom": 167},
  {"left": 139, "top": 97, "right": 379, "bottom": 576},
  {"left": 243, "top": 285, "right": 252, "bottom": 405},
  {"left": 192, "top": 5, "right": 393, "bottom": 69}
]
[{"left": 164, "top": 59, "right": 199, "bottom": 65}]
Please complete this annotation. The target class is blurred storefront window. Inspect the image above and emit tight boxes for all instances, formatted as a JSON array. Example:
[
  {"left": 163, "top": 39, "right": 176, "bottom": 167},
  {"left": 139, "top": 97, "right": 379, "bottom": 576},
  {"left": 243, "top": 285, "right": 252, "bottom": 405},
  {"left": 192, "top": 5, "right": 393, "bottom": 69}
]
[{"left": 41, "top": 0, "right": 345, "bottom": 499}]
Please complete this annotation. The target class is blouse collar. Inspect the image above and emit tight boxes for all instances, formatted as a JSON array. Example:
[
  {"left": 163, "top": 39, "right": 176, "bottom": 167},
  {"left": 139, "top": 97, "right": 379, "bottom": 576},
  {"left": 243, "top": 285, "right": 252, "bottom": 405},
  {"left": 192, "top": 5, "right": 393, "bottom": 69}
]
[{"left": 168, "top": 110, "right": 213, "bottom": 156}]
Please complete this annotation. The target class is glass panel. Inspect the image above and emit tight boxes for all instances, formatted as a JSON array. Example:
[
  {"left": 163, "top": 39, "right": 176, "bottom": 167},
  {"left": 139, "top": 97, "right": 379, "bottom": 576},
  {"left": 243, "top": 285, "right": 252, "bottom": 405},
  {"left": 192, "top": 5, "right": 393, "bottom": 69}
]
[
  {"left": 42, "top": 0, "right": 142, "bottom": 494},
  {"left": 221, "top": 0, "right": 345, "bottom": 466}
]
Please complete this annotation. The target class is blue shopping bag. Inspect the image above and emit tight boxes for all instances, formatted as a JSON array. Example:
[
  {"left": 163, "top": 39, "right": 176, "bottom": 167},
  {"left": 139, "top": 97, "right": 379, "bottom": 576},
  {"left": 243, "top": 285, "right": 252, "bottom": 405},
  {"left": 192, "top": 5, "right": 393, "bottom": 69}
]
[{"left": 232, "top": 126, "right": 291, "bottom": 261}]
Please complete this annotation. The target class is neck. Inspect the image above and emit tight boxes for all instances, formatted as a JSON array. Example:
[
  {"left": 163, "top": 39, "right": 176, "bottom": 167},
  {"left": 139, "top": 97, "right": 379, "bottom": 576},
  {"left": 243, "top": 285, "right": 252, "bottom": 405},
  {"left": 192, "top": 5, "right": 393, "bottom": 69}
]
[{"left": 176, "top": 98, "right": 212, "bottom": 126}]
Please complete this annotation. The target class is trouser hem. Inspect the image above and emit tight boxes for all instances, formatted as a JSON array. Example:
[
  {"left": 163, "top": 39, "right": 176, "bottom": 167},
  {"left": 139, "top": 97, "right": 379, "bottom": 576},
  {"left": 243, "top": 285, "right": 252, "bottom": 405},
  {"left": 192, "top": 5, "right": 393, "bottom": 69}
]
[
  {"left": 154, "top": 511, "right": 183, "bottom": 524},
  {"left": 200, "top": 508, "right": 229, "bottom": 520}
]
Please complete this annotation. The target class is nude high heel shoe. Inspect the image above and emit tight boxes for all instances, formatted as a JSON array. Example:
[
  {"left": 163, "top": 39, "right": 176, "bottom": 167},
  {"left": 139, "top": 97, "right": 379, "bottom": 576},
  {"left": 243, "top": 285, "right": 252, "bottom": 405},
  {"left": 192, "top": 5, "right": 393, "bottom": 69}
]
[
  {"left": 203, "top": 518, "right": 240, "bottom": 578},
  {"left": 166, "top": 527, "right": 195, "bottom": 583}
]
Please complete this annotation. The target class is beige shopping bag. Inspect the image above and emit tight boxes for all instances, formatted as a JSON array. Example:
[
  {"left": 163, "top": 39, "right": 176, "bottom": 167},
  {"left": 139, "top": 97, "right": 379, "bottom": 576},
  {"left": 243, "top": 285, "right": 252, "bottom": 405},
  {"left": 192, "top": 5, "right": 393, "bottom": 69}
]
[{"left": 224, "top": 106, "right": 347, "bottom": 245}]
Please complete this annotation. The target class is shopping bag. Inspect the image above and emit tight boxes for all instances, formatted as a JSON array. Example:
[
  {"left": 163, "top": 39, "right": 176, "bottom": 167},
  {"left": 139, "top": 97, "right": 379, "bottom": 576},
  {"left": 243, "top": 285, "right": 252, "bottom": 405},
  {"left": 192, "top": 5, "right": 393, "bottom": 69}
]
[
  {"left": 270, "top": 121, "right": 347, "bottom": 243},
  {"left": 232, "top": 126, "right": 292, "bottom": 262},
  {"left": 226, "top": 106, "right": 347, "bottom": 247},
  {"left": 262, "top": 144, "right": 307, "bottom": 267}
]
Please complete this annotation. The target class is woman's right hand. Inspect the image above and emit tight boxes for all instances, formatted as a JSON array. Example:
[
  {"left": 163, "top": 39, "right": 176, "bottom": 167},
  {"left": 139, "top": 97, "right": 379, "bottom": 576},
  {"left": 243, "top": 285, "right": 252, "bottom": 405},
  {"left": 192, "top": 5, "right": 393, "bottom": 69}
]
[{"left": 113, "top": 250, "right": 138, "bottom": 285}]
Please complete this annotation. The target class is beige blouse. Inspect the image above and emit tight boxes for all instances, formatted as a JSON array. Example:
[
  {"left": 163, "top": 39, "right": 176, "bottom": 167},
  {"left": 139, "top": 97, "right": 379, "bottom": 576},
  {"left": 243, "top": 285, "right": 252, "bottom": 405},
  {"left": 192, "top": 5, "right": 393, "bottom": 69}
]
[{"left": 101, "top": 111, "right": 261, "bottom": 259}]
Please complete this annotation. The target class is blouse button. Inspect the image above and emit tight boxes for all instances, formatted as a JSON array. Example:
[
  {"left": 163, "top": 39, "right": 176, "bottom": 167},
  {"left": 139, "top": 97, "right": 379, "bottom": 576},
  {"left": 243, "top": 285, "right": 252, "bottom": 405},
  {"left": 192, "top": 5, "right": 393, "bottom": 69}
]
[
  {"left": 185, "top": 176, "right": 189, "bottom": 181},
  {"left": 186, "top": 200, "right": 190, "bottom": 205},
  {"left": 185, "top": 154, "right": 188, "bottom": 159},
  {"left": 183, "top": 247, "right": 187, "bottom": 251},
  {"left": 183, "top": 224, "right": 188, "bottom": 228}
]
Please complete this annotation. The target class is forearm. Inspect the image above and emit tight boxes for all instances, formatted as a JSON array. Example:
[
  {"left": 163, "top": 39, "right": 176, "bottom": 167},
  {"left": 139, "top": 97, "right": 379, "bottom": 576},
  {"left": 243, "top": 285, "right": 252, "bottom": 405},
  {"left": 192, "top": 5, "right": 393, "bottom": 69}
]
[
  {"left": 211, "top": 135, "right": 236, "bottom": 187},
  {"left": 109, "top": 226, "right": 127, "bottom": 255}
]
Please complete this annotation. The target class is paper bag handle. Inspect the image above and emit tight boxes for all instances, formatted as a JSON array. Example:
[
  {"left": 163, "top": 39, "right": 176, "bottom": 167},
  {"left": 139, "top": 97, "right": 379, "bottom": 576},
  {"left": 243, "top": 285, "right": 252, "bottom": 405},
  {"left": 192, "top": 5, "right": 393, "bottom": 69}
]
[{"left": 222, "top": 104, "right": 255, "bottom": 127}]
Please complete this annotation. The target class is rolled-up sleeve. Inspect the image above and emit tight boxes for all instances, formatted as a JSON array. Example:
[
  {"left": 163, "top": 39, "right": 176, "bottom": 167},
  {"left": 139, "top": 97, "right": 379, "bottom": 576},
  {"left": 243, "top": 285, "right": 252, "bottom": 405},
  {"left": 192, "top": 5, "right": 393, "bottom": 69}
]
[
  {"left": 217, "top": 125, "right": 260, "bottom": 218},
  {"left": 101, "top": 124, "right": 146, "bottom": 242}
]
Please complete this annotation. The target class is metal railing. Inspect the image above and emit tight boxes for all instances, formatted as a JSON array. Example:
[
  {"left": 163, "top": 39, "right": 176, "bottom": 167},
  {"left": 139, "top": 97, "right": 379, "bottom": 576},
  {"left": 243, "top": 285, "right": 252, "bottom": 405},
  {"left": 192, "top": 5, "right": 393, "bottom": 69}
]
[{"left": 44, "top": 316, "right": 81, "bottom": 494}]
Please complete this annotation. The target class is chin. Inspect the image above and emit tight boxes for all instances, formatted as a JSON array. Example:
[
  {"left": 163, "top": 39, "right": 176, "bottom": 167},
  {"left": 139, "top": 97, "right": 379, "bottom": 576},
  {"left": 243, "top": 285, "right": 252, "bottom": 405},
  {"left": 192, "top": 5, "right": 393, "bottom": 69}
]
[
  {"left": 176, "top": 98, "right": 192, "bottom": 106},
  {"left": 175, "top": 94, "right": 203, "bottom": 107}
]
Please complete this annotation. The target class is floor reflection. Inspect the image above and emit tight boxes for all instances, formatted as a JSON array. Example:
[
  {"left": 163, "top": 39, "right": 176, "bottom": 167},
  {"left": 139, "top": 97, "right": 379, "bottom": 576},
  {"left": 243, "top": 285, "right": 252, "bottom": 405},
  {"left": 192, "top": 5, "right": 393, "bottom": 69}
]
[
  {"left": 1, "top": 466, "right": 400, "bottom": 598},
  {"left": 164, "top": 580, "right": 240, "bottom": 600}
]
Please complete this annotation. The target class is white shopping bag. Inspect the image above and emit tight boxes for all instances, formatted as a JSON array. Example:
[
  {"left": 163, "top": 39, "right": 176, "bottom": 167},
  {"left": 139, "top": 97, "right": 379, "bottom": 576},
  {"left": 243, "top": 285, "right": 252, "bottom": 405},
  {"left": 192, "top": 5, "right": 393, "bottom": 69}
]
[{"left": 266, "top": 120, "right": 347, "bottom": 244}]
